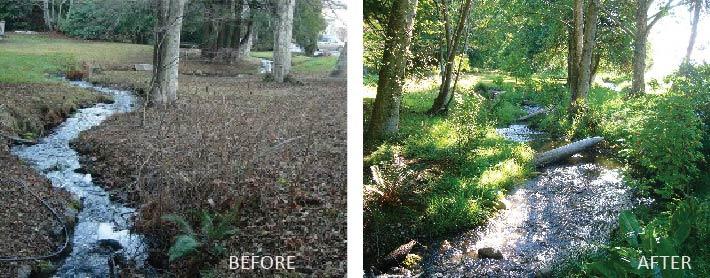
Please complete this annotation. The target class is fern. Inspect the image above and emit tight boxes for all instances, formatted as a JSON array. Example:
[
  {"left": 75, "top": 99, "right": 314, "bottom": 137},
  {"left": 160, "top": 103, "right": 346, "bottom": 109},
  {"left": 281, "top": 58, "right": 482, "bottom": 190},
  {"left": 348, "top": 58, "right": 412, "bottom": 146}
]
[
  {"left": 163, "top": 209, "right": 240, "bottom": 263},
  {"left": 168, "top": 235, "right": 200, "bottom": 262}
]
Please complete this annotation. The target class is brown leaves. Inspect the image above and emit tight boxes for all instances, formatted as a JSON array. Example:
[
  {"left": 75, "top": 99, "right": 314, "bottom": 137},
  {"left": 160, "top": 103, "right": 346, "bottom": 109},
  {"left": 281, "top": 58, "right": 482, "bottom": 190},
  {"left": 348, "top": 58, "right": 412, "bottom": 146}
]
[{"left": 76, "top": 76, "right": 347, "bottom": 275}]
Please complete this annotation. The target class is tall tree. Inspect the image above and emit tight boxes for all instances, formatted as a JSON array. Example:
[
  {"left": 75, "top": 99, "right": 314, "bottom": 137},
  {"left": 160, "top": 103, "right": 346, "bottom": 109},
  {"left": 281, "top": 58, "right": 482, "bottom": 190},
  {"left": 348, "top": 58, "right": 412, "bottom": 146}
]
[
  {"left": 273, "top": 0, "right": 295, "bottom": 82},
  {"left": 685, "top": 0, "right": 705, "bottom": 61},
  {"left": 200, "top": 0, "right": 255, "bottom": 63},
  {"left": 42, "top": 0, "right": 52, "bottom": 31},
  {"left": 293, "top": 0, "right": 326, "bottom": 56},
  {"left": 367, "top": 0, "right": 419, "bottom": 140},
  {"left": 631, "top": 0, "right": 682, "bottom": 95},
  {"left": 568, "top": 0, "right": 585, "bottom": 100},
  {"left": 427, "top": 0, "right": 474, "bottom": 115},
  {"left": 151, "top": 0, "right": 187, "bottom": 107},
  {"left": 575, "top": 0, "right": 600, "bottom": 106},
  {"left": 567, "top": 0, "right": 601, "bottom": 116}
]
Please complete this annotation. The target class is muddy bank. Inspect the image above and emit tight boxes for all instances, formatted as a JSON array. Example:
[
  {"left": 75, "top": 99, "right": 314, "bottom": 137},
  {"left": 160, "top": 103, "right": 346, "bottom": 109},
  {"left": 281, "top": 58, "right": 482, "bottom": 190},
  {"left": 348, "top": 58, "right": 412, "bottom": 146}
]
[
  {"left": 73, "top": 74, "right": 347, "bottom": 275},
  {"left": 0, "top": 83, "right": 111, "bottom": 139}
]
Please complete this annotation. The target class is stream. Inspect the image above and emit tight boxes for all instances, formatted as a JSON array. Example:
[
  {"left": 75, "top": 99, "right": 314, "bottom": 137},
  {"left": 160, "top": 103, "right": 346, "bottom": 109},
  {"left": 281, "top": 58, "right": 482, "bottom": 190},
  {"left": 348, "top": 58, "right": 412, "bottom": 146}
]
[
  {"left": 11, "top": 81, "right": 148, "bottom": 277},
  {"left": 425, "top": 105, "right": 644, "bottom": 277}
]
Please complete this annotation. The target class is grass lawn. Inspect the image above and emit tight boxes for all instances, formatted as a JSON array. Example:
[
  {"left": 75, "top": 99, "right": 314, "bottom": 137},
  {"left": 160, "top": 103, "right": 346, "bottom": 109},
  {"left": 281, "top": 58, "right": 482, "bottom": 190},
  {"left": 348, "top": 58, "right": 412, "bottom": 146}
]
[
  {"left": 250, "top": 51, "right": 338, "bottom": 74},
  {"left": 0, "top": 34, "right": 152, "bottom": 83}
]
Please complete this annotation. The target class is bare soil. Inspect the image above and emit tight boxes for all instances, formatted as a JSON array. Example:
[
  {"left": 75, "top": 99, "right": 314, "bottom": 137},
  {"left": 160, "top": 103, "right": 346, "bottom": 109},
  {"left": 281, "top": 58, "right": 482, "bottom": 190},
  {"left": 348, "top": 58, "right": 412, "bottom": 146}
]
[{"left": 74, "top": 72, "right": 347, "bottom": 275}]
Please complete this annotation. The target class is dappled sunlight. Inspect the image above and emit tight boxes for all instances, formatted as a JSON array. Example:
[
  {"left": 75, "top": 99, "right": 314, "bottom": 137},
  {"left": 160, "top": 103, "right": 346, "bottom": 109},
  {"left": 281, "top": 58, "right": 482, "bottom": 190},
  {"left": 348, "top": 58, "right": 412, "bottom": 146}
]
[
  {"left": 478, "top": 159, "right": 525, "bottom": 190},
  {"left": 431, "top": 164, "right": 636, "bottom": 277},
  {"left": 473, "top": 146, "right": 503, "bottom": 159}
]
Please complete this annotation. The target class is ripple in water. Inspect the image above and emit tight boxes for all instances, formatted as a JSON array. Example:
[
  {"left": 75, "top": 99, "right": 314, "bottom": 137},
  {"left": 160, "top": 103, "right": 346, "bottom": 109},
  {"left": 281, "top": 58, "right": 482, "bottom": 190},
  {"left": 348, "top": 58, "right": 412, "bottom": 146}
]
[{"left": 11, "top": 81, "right": 148, "bottom": 277}]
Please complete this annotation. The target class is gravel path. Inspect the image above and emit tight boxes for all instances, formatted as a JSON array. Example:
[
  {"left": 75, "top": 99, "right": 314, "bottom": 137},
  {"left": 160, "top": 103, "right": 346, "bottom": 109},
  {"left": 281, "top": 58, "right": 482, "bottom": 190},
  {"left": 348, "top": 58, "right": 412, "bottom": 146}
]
[{"left": 427, "top": 163, "right": 637, "bottom": 277}]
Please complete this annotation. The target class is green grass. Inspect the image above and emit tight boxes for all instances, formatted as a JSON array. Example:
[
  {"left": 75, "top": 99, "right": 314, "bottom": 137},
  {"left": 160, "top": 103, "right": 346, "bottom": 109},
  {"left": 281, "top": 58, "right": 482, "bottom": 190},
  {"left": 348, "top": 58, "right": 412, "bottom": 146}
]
[
  {"left": 363, "top": 84, "right": 534, "bottom": 266},
  {"left": 0, "top": 53, "right": 74, "bottom": 83},
  {"left": 0, "top": 34, "right": 152, "bottom": 83},
  {"left": 250, "top": 51, "right": 338, "bottom": 74}
]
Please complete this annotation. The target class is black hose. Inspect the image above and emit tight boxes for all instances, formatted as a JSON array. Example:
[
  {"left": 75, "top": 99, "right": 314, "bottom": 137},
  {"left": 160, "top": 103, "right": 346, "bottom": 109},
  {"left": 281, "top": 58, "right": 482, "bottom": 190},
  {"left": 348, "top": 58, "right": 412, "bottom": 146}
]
[{"left": 0, "top": 178, "right": 70, "bottom": 262}]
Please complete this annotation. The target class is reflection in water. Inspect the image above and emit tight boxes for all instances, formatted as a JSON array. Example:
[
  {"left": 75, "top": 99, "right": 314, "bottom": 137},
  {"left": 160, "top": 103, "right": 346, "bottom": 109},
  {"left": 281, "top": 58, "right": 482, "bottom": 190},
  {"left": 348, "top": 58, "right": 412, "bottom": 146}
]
[{"left": 12, "top": 81, "right": 148, "bottom": 277}]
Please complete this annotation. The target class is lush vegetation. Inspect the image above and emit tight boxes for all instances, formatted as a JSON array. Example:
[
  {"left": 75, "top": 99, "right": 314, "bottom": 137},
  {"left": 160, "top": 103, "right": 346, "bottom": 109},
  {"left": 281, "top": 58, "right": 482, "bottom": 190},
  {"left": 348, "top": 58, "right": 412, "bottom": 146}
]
[
  {"left": 556, "top": 64, "right": 710, "bottom": 277},
  {"left": 365, "top": 0, "right": 709, "bottom": 274},
  {"left": 363, "top": 75, "right": 536, "bottom": 266}
]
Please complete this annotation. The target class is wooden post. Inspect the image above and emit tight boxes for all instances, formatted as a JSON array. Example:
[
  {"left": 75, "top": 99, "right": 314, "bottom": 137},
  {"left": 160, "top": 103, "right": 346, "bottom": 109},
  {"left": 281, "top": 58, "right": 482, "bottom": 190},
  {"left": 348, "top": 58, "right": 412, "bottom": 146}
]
[{"left": 0, "top": 21, "right": 5, "bottom": 37}]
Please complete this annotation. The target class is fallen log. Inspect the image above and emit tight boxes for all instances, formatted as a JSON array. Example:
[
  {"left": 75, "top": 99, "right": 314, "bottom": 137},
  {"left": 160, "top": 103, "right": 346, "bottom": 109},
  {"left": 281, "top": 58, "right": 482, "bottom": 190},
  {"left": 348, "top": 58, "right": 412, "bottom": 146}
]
[
  {"left": 380, "top": 240, "right": 420, "bottom": 271},
  {"left": 517, "top": 108, "right": 547, "bottom": 121},
  {"left": 533, "top": 136, "right": 603, "bottom": 166}
]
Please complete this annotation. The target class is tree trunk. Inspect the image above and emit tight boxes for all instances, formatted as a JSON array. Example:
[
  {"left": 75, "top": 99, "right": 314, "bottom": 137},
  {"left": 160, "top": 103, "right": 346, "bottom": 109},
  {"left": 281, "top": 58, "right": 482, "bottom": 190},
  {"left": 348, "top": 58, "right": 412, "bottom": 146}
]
[
  {"left": 330, "top": 42, "right": 347, "bottom": 78},
  {"left": 240, "top": 19, "right": 255, "bottom": 58},
  {"left": 574, "top": 0, "right": 599, "bottom": 105},
  {"left": 231, "top": 0, "right": 243, "bottom": 48},
  {"left": 631, "top": 0, "right": 649, "bottom": 95},
  {"left": 533, "top": 136, "right": 604, "bottom": 166},
  {"left": 366, "top": 0, "right": 419, "bottom": 141},
  {"left": 150, "top": 0, "right": 186, "bottom": 108},
  {"left": 201, "top": 0, "right": 215, "bottom": 58},
  {"left": 685, "top": 0, "right": 701, "bottom": 61},
  {"left": 569, "top": 0, "right": 599, "bottom": 117},
  {"left": 568, "top": 0, "right": 584, "bottom": 106},
  {"left": 590, "top": 52, "right": 601, "bottom": 86},
  {"left": 517, "top": 108, "right": 547, "bottom": 121},
  {"left": 43, "top": 0, "right": 53, "bottom": 31},
  {"left": 428, "top": 0, "right": 474, "bottom": 115},
  {"left": 273, "top": 0, "right": 295, "bottom": 82}
]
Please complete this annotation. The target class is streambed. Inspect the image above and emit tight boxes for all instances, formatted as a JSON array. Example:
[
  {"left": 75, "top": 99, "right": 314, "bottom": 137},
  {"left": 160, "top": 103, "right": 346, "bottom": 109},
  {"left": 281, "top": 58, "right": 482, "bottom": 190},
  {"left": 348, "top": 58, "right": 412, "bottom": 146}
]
[
  {"left": 11, "top": 81, "right": 148, "bottom": 277},
  {"left": 425, "top": 107, "right": 642, "bottom": 277}
]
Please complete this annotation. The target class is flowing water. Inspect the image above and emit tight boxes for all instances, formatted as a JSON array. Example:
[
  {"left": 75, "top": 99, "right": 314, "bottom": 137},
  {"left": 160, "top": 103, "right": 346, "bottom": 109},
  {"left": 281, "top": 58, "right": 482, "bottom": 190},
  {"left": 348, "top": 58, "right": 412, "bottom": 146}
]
[
  {"left": 426, "top": 106, "right": 644, "bottom": 277},
  {"left": 11, "top": 81, "right": 148, "bottom": 277}
]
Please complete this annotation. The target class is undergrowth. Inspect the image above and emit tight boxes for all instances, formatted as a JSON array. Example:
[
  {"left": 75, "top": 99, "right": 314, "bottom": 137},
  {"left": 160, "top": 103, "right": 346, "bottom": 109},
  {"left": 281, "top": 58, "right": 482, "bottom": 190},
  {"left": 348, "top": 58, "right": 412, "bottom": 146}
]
[
  {"left": 554, "top": 64, "right": 710, "bottom": 277},
  {"left": 363, "top": 83, "right": 534, "bottom": 269}
]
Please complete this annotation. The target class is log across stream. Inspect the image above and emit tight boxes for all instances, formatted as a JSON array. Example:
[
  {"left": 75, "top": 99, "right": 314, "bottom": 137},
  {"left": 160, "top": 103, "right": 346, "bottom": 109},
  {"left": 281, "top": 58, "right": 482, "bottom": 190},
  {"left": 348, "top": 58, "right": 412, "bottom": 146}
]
[
  {"left": 11, "top": 81, "right": 149, "bottom": 277},
  {"left": 424, "top": 106, "right": 645, "bottom": 277}
]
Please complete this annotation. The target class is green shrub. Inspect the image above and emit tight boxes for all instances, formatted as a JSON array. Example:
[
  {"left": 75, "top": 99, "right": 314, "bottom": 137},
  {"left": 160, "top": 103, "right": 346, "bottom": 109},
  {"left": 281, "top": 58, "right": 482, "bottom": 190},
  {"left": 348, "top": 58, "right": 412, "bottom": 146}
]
[
  {"left": 599, "top": 93, "right": 703, "bottom": 198},
  {"left": 667, "top": 63, "right": 710, "bottom": 168},
  {"left": 59, "top": 1, "right": 155, "bottom": 43},
  {"left": 449, "top": 92, "right": 488, "bottom": 148}
]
